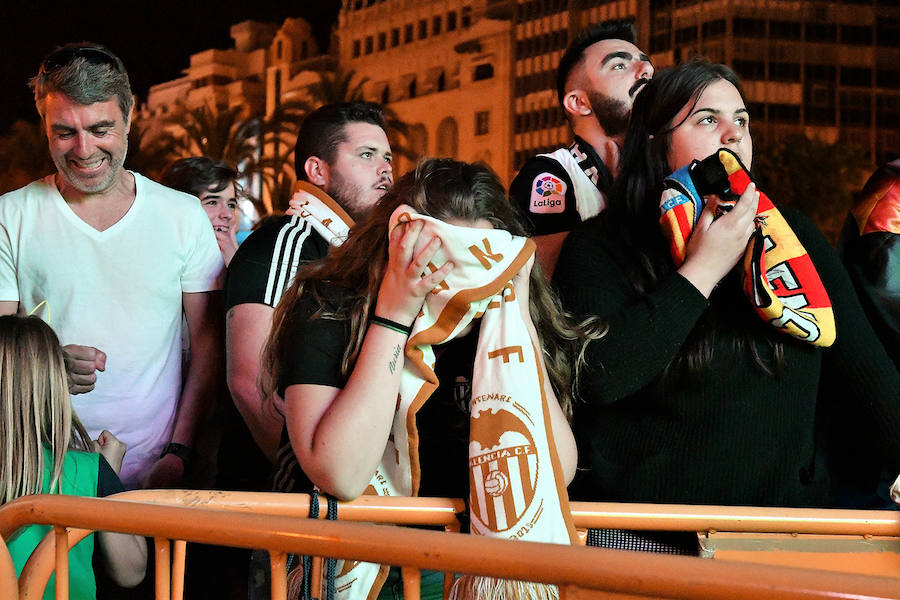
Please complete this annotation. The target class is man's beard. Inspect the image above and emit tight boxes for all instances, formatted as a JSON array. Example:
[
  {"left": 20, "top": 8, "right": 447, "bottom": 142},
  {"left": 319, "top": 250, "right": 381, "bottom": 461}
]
[
  {"left": 326, "top": 171, "right": 370, "bottom": 222},
  {"left": 588, "top": 91, "right": 629, "bottom": 138}
]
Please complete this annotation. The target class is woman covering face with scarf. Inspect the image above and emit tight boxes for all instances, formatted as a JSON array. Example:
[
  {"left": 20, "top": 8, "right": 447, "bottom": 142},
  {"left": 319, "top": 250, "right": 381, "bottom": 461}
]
[{"left": 265, "top": 158, "right": 579, "bottom": 599}]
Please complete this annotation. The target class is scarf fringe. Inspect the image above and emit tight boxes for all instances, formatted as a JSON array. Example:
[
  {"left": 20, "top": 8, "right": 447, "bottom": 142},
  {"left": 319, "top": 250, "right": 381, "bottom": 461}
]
[
  {"left": 449, "top": 575, "right": 560, "bottom": 600},
  {"left": 287, "top": 563, "right": 305, "bottom": 600}
]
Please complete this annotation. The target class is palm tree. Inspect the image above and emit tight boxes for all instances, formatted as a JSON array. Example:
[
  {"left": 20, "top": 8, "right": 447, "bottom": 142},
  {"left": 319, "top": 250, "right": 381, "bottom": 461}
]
[
  {"left": 136, "top": 102, "right": 261, "bottom": 168},
  {"left": 306, "top": 68, "right": 414, "bottom": 162},
  {"left": 130, "top": 101, "right": 270, "bottom": 214},
  {"left": 247, "top": 129, "right": 299, "bottom": 214},
  {"left": 307, "top": 67, "right": 368, "bottom": 105},
  {"left": 0, "top": 120, "right": 54, "bottom": 194},
  {"left": 125, "top": 118, "right": 181, "bottom": 181},
  {"left": 129, "top": 67, "right": 413, "bottom": 217}
]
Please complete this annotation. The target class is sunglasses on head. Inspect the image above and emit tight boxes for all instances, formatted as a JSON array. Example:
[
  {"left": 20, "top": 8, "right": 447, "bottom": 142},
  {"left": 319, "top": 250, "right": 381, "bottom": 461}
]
[{"left": 40, "top": 45, "right": 122, "bottom": 75}]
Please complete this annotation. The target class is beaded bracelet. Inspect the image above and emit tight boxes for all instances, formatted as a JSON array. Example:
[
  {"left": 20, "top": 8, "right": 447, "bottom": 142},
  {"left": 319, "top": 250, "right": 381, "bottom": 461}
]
[{"left": 371, "top": 315, "right": 412, "bottom": 336}]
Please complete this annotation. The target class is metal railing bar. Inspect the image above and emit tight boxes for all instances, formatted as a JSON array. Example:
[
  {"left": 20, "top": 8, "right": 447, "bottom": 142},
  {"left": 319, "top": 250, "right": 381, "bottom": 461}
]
[{"left": 1, "top": 496, "right": 899, "bottom": 600}]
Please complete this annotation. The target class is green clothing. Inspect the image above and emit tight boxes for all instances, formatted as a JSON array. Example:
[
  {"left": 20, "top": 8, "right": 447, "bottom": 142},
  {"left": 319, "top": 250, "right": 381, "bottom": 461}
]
[{"left": 8, "top": 449, "right": 99, "bottom": 600}]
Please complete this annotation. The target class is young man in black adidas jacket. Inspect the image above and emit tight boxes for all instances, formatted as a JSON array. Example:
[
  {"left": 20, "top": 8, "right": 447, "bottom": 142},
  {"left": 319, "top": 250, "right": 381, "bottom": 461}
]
[{"left": 224, "top": 102, "right": 393, "bottom": 473}]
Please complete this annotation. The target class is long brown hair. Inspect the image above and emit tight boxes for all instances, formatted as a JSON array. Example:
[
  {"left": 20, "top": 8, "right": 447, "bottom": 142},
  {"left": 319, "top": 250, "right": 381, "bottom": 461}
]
[
  {"left": 266, "top": 158, "right": 578, "bottom": 417},
  {"left": 0, "top": 315, "right": 92, "bottom": 504}
]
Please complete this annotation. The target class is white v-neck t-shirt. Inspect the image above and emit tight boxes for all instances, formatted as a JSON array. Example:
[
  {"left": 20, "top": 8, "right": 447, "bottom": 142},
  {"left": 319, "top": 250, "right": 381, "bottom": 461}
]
[{"left": 0, "top": 173, "right": 224, "bottom": 488}]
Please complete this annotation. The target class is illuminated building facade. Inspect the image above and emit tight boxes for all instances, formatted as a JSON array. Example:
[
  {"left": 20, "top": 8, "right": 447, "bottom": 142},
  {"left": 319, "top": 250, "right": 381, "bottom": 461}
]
[
  {"left": 144, "top": 0, "right": 900, "bottom": 201},
  {"left": 512, "top": 0, "right": 900, "bottom": 165},
  {"left": 336, "top": 0, "right": 515, "bottom": 179},
  {"left": 145, "top": 19, "right": 328, "bottom": 118},
  {"left": 649, "top": 0, "right": 900, "bottom": 163}
]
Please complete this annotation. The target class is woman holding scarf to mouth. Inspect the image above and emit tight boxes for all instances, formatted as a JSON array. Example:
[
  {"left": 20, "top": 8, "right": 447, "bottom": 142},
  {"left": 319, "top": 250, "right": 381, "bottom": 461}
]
[{"left": 554, "top": 59, "right": 900, "bottom": 552}]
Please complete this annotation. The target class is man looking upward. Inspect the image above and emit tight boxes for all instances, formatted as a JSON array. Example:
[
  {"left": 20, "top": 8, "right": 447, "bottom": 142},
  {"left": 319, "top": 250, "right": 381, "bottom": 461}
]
[{"left": 510, "top": 21, "right": 653, "bottom": 276}]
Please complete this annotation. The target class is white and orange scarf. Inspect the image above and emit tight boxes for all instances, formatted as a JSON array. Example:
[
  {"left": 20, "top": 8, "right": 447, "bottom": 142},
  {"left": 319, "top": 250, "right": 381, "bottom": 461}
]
[
  {"left": 331, "top": 205, "right": 576, "bottom": 600},
  {"left": 286, "top": 180, "right": 355, "bottom": 243}
]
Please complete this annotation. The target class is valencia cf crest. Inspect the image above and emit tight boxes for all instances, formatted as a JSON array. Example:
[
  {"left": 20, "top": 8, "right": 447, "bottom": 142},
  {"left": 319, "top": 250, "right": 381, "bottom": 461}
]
[{"left": 468, "top": 405, "right": 539, "bottom": 534}]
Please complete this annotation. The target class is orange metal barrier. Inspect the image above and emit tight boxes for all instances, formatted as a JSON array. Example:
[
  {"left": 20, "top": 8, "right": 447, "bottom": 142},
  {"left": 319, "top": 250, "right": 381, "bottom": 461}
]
[
  {"left": 3, "top": 494, "right": 900, "bottom": 600},
  {"left": 0, "top": 531, "right": 17, "bottom": 599},
  {"left": 102, "top": 491, "right": 900, "bottom": 536},
  {"left": 96, "top": 492, "right": 900, "bottom": 594},
  {"left": 16, "top": 525, "right": 91, "bottom": 600},
  {"left": 106, "top": 490, "right": 466, "bottom": 600},
  {"left": 567, "top": 501, "right": 900, "bottom": 536},
  {"left": 568, "top": 501, "right": 900, "bottom": 576},
  {"left": 108, "top": 489, "right": 466, "bottom": 528},
  {"left": 109, "top": 491, "right": 900, "bottom": 574}
]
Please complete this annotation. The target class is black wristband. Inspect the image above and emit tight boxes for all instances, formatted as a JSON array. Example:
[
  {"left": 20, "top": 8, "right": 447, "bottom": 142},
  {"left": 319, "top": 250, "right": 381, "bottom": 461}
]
[
  {"left": 370, "top": 315, "right": 412, "bottom": 336},
  {"left": 160, "top": 442, "right": 192, "bottom": 469}
]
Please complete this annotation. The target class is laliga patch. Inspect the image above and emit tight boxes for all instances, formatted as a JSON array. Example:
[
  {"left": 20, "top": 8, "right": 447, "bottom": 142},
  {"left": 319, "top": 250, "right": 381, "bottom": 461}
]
[{"left": 530, "top": 174, "right": 566, "bottom": 214}]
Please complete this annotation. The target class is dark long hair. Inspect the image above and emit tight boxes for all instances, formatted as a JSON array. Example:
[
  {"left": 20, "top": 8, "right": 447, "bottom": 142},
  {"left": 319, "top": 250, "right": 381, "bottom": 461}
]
[
  {"left": 603, "top": 59, "right": 783, "bottom": 381},
  {"left": 266, "top": 158, "right": 578, "bottom": 416}
]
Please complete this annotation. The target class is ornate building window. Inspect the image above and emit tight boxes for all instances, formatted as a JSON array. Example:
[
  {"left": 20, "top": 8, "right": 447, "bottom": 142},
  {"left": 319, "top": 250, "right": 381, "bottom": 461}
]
[
  {"left": 437, "top": 117, "right": 458, "bottom": 157},
  {"left": 475, "top": 111, "right": 489, "bottom": 136}
]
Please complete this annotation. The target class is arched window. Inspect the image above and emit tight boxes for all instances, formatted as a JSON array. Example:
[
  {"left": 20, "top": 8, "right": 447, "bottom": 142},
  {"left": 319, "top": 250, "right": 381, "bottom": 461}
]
[
  {"left": 274, "top": 70, "right": 282, "bottom": 108},
  {"left": 436, "top": 117, "right": 458, "bottom": 157},
  {"left": 409, "top": 123, "right": 427, "bottom": 159}
]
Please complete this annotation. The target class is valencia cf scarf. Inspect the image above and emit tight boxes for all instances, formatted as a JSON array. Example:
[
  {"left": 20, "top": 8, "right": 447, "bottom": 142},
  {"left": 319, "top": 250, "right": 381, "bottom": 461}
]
[
  {"left": 332, "top": 205, "right": 577, "bottom": 600},
  {"left": 286, "top": 180, "right": 355, "bottom": 243},
  {"left": 659, "top": 148, "right": 836, "bottom": 347}
]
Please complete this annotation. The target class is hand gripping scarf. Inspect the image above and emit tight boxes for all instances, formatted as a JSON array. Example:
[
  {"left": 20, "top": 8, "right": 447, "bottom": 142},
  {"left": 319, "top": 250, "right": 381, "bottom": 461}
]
[
  {"left": 659, "top": 148, "right": 836, "bottom": 347},
  {"left": 332, "top": 205, "right": 577, "bottom": 600}
]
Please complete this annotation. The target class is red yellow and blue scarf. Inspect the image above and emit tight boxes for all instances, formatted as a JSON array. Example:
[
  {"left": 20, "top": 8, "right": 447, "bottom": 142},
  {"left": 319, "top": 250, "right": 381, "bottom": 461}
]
[{"left": 660, "top": 148, "right": 836, "bottom": 347}]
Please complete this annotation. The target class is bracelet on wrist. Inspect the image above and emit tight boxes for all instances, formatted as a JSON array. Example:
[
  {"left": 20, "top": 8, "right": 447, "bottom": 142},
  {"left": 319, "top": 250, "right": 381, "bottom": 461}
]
[
  {"left": 370, "top": 315, "right": 412, "bottom": 336},
  {"left": 160, "top": 442, "right": 192, "bottom": 469}
]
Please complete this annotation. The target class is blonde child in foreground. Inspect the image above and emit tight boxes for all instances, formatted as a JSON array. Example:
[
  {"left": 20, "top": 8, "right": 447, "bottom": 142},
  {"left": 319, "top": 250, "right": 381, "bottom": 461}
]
[{"left": 0, "top": 315, "right": 147, "bottom": 599}]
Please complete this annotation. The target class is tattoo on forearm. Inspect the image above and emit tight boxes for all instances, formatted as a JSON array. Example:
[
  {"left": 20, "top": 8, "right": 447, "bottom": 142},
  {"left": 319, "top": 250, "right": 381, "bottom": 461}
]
[{"left": 388, "top": 344, "right": 401, "bottom": 374}]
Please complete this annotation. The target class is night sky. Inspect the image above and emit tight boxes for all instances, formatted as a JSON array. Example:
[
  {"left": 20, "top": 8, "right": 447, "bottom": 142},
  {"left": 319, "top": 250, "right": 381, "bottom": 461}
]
[{"left": 0, "top": 1, "right": 341, "bottom": 133}]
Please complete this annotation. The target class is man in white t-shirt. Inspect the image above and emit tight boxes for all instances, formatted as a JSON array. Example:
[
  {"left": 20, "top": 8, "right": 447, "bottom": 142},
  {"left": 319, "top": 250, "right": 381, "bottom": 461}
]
[{"left": 0, "top": 43, "right": 224, "bottom": 489}]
